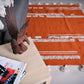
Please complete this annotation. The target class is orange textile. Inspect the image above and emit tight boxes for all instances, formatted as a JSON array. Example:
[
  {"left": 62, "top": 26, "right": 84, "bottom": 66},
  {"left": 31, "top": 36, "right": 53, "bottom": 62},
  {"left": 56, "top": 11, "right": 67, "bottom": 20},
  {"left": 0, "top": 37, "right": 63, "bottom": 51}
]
[
  {"left": 28, "top": 5, "right": 84, "bottom": 15},
  {"left": 26, "top": 5, "right": 84, "bottom": 65}
]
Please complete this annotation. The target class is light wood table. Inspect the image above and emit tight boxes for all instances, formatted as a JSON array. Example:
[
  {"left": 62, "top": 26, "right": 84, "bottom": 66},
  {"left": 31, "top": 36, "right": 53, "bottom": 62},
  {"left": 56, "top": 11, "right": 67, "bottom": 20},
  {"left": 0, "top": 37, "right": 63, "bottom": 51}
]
[{"left": 0, "top": 37, "right": 51, "bottom": 84}]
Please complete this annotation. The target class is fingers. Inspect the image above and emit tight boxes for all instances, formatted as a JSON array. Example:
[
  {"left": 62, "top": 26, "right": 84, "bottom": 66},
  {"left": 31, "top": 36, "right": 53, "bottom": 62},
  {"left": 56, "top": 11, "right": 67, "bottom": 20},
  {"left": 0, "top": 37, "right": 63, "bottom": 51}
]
[
  {"left": 17, "top": 43, "right": 28, "bottom": 54},
  {"left": 20, "top": 43, "right": 27, "bottom": 52},
  {"left": 26, "top": 39, "right": 30, "bottom": 45},
  {"left": 11, "top": 39, "right": 24, "bottom": 54},
  {"left": 24, "top": 36, "right": 30, "bottom": 45}
]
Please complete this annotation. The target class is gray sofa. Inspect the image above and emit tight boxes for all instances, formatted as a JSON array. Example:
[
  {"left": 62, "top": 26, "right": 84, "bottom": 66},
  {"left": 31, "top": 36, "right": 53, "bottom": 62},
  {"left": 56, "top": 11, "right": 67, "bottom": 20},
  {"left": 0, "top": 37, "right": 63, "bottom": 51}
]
[{"left": 0, "top": 0, "right": 28, "bottom": 44}]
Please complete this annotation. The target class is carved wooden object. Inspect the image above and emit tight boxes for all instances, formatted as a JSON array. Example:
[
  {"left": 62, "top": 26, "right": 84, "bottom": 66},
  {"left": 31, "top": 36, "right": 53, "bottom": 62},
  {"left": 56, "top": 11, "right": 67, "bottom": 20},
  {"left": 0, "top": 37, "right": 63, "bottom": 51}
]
[{"left": 5, "top": 6, "right": 30, "bottom": 54}]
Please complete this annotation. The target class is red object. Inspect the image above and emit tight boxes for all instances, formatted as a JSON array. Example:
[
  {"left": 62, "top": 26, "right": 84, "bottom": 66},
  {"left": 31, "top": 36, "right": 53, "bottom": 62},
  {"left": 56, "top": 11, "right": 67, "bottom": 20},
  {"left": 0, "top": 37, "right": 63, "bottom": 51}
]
[{"left": 0, "top": 68, "right": 15, "bottom": 82}]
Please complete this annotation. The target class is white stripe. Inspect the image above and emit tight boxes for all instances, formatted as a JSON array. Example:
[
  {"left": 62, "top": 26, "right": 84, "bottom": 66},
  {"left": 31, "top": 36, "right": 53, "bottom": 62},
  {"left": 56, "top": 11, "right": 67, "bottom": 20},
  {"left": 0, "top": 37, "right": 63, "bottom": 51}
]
[
  {"left": 48, "top": 35, "right": 84, "bottom": 39},
  {"left": 49, "top": 34, "right": 84, "bottom": 36},
  {"left": 45, "top": 7, "right": 80, "bottom": 10},
  {"left": 64, "top": 16, "right": 84, "bottom": 18},
  {"left": 39, "top": 7, "right": 43, "bottom": 9},
  {"left": 27, "top": 15, "right": 84, "bottom": 18},
  {"left": 46, "top": 15, "right": 84, "bottom": 18},
  {"left": 29, "top": 7, "right": 32, "bottom": 9},
  {"left": 35, "top": 36, "right": 42, "bottom": 39},
  {"left": 40, "top": 53, "right": 77, "bottom": 54},
  {"left": 42, "top": 55, "right": 80, "bottom": 60},
  {"left": 33, "top": 7, "right": 38, "bottom": 9},
  {"left": 28, "top": 7, "right": 80, "bottom": 10},
  {"left": 78, "top": 39, "right": 84, "bottom": 42},
  {"left": 40, "top": 51, "right": 78, "bottom": 54},
  {"left": 40, "top": 51, "right": 78, "bottom": 52},
  {"left": 33, "top": 38, "right": 75, "bottom": 42},
  {"left": 27, "top": 13, "right": 84, "bottom": 18}
]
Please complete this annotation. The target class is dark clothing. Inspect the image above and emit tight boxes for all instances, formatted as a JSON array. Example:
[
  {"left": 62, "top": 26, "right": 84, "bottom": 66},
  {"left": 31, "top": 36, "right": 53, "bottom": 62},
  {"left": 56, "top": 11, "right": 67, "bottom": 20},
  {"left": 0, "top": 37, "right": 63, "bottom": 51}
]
[{"left": 0, "top": 0, "right": 28, "bottom": 44}]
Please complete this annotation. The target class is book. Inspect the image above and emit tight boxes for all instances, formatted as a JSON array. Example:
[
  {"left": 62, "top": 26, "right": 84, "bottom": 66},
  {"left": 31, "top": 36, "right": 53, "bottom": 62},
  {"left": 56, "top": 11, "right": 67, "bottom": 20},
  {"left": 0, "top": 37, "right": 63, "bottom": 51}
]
[{"left": 0, "top": 56, "right": 27, "bottom": 84}]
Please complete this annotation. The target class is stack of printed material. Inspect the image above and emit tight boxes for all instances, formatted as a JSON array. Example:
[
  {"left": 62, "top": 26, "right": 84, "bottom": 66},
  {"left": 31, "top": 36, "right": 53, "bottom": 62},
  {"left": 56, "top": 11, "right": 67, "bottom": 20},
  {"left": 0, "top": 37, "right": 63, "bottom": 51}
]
[{"left": 0, "top": 56, "right": 26, "bottom": 84}]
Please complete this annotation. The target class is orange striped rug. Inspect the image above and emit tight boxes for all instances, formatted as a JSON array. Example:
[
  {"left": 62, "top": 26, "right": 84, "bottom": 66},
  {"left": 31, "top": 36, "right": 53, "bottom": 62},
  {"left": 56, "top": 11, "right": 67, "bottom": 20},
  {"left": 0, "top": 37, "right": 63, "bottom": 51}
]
[{"left": 26, "top": 4, "right": 84, "bottom": 65}]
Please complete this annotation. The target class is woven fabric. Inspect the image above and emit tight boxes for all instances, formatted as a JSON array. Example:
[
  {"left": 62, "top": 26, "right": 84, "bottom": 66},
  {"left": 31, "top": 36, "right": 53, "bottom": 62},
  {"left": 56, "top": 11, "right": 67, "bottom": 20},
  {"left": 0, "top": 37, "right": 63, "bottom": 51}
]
[{"left": 26, "top": 5, "right": 84, "bottom": 65}]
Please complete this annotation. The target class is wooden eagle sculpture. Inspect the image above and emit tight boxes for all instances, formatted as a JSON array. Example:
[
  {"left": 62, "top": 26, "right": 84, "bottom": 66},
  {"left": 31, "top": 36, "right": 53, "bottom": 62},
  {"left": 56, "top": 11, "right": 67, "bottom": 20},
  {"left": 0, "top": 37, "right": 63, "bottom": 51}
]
[{"left": 5, "top": 6, "right": 30, "bottom": 54}]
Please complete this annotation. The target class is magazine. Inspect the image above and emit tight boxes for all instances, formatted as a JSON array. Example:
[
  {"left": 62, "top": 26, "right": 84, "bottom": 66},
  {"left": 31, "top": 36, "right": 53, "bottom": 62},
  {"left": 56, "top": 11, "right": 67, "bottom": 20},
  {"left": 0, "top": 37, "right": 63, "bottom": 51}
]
[{"left": 0, "top": 56, "right": 27, "bottom": 84}]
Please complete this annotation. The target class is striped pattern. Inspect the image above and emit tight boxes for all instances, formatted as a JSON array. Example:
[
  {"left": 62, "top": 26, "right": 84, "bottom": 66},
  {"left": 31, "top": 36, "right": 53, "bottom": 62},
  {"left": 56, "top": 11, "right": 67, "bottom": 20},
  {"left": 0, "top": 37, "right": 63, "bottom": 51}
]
[
  {"left": 42, "top": 55, "right": 80, "bottom": 60},
  {"left": 26, "top": 5, "right": 84, "bottom": 65},
  {"left": 27, "top": 13, "right": 84, "bottom": 18}
]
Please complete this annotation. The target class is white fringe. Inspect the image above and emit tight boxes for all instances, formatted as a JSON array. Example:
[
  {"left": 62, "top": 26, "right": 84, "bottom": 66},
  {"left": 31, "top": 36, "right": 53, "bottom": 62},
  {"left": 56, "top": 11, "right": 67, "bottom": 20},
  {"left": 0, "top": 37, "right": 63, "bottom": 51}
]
[
  {"left": 59, "top": 2, "right": 63, "bottom": 5},
  {"left": 79, "top": 65, "right": 84, "bottom": 72},
  {"left": 60, "top": 65, "right": 70, "bottom": 72},
  {"left": 77, "top": 3, "right": 82, "bottom": 6},
  {"left": 38, "top": 2, "right": 41, "bottom": 5},
  {"left": 69, "top": 3, "right": 74, "bottom": 5},
  {"left": 45, "top": 3, "right": 49, "bottom": 5},
  {"left": 29, "top": 2, "right": 32, "bottom": 5},
  {"left": 53, "top": 3, "right": 57, "bottom": 5}
]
